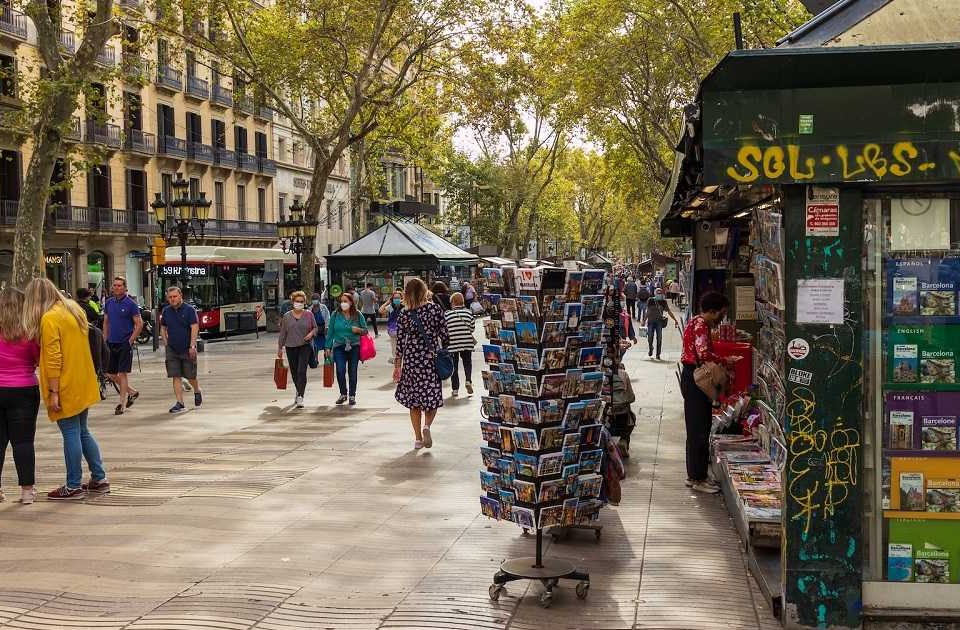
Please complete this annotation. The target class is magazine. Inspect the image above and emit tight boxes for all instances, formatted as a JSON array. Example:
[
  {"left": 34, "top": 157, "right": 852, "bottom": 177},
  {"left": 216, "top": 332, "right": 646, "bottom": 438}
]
[
  {"left": 565, "top": 272, "right": 584, "bottom": 302},
  {"left": 887, "top": 543, "right": 913, "bottom": 581},
  {"left": 480, "top": 496, "right": 501, "bottom": 520},
  {"left": 900, "top": 472, "right": 925, "bottom": 511},
  {"left": 537, "top": 452, "right": 564, "bottom": 477},
  {"left": 481, "top": 420, "right": 501, "bottom": 443},
  {"left": 926, "top": 478, "right": 960, "bottom": 512},
  {"left": 539, "top": 373, "right": 566, "bottom": 398},
  {"left": 889, "top": 410, "right": 914, "bottom": 449},
  {"left": 893, "top": 344, "right": 919, "bottom": 383},
  {"left": 513, "top": 479, "right": 537, "bottom": 503},
  {"left": 541, "top": 321, "right": 567, "bottom": 346},
  {"left": 500, "top": 298, "right": 518, "bottom": 327},
  {"left": 892, "top": 277, "right": 919, "bottom": 315},
  {"left": 921, "top": 416, "right": 958, "bottom": 450},
  {"left": 518, "top": 295, "right": 540, "bottom": 323},
  {"left": 580, "top": 371, "right": 604, "bottom": 396},
  {"left": 538, "top": 504, "right": 564, "bottom": 529},
  {"left": 538, "top": 399, "right": 564, "bottom": 424}
]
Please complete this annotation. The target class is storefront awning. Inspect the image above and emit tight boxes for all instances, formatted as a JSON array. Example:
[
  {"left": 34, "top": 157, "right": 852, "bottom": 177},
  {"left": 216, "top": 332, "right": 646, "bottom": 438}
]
[{"left": 326, "top": 220, "right": 478, "bottom": 272}]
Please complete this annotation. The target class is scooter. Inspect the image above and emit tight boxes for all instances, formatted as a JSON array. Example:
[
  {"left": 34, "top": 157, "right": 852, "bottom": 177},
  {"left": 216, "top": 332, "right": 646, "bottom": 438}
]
[{"left": 137, "top": 310, "right": 154, "bottom": 345}]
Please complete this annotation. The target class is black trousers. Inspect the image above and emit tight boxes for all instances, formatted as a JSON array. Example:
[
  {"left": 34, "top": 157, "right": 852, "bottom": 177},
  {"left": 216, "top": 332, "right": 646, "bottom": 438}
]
[
  {"left": 0, "top": 385, "right": 40, "bottom": 486},
  {"left": 285, "top": 345, "right": 312, "bottom": 397},
  {"left": 625, "top": 298, "right": 636, "bottom": 319},
  {"left": 450, "top": 350, "right": 473, "bottom": 391},
  {"left": 364, "top": 313, "right": 379, "bottom": 336},
  {"left": 680, "top": 364, "right": 711, "bottom": 482}
]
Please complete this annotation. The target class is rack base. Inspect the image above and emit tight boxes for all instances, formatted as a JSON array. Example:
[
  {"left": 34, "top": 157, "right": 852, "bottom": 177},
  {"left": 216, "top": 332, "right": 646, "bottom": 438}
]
[
  {"left": 489, "top": 557, "right": 590, "bottom": 607},
  {"left": 549, "top": 523, "right": 603, "bottom": 543}
]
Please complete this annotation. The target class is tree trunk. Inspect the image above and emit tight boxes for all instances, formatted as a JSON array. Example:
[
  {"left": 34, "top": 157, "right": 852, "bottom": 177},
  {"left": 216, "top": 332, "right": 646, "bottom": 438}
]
[
  {"left": 300, "top": 151, "right": 339, "bottom": 296},
  {"left": 499, "top": 201, "right": 524, "bottom": 258},
  {"left": 12, "top": 128, "right": 63, "bottom": 287}
]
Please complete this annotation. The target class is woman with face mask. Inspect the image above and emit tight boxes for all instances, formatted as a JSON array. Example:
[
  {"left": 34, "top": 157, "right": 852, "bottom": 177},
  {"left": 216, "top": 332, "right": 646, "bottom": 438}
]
[
  {"left": 644, "top": 287, "right": 680, "bottom": 360},
  {"left": 378, "top": 290, "right": 404, "bottom": 364},
  {"left": 277, "top": 291, "right": 317, "bottom": 408},
  {"left": 324, "top": 293, "right": 367, "bottom": 405}
]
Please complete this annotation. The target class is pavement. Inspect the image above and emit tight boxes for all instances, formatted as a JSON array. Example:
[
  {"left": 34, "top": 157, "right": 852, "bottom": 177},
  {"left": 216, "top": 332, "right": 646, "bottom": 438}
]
[{"left": 0, "top": 324, "right": 780, "bottom": 630}]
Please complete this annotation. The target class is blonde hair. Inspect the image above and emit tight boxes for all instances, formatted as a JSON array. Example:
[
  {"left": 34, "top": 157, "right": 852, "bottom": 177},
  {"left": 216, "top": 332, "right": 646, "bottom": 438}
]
[
  {"left": 23, "top": 277, "right": 88, "bottom": 340},
  {"left": 404, "top": 277, "right": 428, "bottom": 309},
  {"left": 0, "top": 287, "right": 26, "bottom": 341},
  {"left": 450, "top": 292, "right": 465, "bottom": 307},
  {"left": 290, "top": 290, "right": 307, "bottom": 303}
]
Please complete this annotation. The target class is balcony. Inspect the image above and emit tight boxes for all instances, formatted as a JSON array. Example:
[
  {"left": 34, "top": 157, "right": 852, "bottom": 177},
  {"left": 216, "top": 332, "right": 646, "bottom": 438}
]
[
  {"left": 156, "top": 65, "right": 182, "bottom": 92},
  {"left": 96, "top": 45, "right": 117, "bottom": 67},
  {"left": 124, "top": 128, "right": 156, "bottom": 155},
  {"left": 46, "top": 205, "right": 159, "bottom": 234},
  {"left": 188, "top": 141, "right": 214, "bottom": 164},
  {"left": 211, "top": 84, "right": 233, "bottom": 108},
  {"left": 213, "top": 147, "right": 236, "bottom": 168},
  {"left": 0, "top": 199, "right": 17, "bottom": 225},
  {"left": 121, "top": 55, "right": 148, "bottom": 83},
  {"left": 186, "top": 75, "right": 209, "bottom": 100},
  {"left": 254, "top": 105, "right": 274, "bottom": 122},
  {"left": 235, "top": 94, "right": 254, "bottom": 116},
  {"left": 206, "top": 218, "right": 276, "bottom": 239},
  {"left": 158, "top": 135, "right": 187, "bottom": 159},
  {"left": 59, "top": 30, "right": 76, "bottom": 55},
  {"left": 257, "top": 157, "right": 277, "bottom": 176},
  {"left": 236, "top": 152, "right": 257, "bottom": 173},
  {"left": 85, "top": 120, "right": 122, "bottom": 148},
  {"left": 0, "top": 6, "right": 28, "bottom": 41}
]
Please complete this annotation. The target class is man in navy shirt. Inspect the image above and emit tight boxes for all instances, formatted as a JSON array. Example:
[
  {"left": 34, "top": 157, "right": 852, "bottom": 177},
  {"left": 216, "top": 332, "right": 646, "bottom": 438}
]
[
  {"left": 103, "top": 276, "right": 143, "bottom": 415},
  {"left": 160, "top": 286, "right": 202, "bottom": 413}
]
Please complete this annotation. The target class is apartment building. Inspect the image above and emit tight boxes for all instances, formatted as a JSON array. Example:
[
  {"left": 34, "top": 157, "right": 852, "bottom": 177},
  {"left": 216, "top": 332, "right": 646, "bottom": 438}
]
[{"left": 0, "top": 2, "right": 278, "bottom": 298}]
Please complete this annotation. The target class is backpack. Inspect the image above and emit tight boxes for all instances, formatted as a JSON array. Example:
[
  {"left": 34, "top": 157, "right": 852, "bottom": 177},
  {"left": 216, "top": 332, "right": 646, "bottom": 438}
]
[
  {"left": 88, "top": 324, "right": 110, "bottom": 378},
  {"left": 637, "top": 285, "right": 651, "bottom": 301}
]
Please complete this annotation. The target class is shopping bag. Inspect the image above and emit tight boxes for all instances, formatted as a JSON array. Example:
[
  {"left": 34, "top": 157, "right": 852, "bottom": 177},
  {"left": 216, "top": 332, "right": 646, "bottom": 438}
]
[
  {"left": 323, "top": 359, "right": 334, "bottom": 388},
  {"left": 274, "top": 358, "right": 289, "bottom": 390},
  {"left": 308, "top": 346, "right": 319, "bottom": 369},
  {"left": 359, "top": 333, "right": 376, "bottom": 362}
]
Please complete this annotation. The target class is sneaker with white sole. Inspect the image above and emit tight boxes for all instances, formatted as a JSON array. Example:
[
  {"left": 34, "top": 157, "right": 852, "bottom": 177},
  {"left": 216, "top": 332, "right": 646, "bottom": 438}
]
[
  {"left": 20, "top": 488, "right": 36, "bottom": 504},
  {"left": 169, "top": 401, "right": 186, "bottom": 414},
  {"left": 47, "top": 486, "right": 87, "bottom": 500},
  {"left": 422, "top": 426, "right": 433, "bottom": 448},
  {"left": 465, "top": 382, "right": 474, "bottom": 395},
  {"left": 692, "top": 481, "right": 720, "bottom": 494},
  {"left": 295, "top": 395, "right": 304, "bottom": 408}
]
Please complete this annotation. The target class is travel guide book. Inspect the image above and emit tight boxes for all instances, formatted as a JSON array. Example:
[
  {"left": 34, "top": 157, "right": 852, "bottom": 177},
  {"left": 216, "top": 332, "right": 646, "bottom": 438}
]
[{"left": 899, "top": 472, "right": 925, "bottom": 511}]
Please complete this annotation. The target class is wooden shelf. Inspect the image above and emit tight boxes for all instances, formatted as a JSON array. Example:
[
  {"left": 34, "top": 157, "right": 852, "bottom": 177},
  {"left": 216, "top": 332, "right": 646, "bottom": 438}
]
[{"left": 884, "top": 510, "right": 960, "bottom": 521}]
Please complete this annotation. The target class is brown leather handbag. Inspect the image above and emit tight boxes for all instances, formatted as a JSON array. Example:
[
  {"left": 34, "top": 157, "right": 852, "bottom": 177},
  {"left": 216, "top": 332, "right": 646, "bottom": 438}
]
[{"left": 694, "top": 361, "right": 728, "bottom": 401}]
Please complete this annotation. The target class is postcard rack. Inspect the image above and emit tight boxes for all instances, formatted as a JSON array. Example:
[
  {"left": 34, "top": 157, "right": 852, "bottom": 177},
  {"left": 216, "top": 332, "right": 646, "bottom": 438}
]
[{"left": 478, "top": 266, "right": 611, "bottom": 607}]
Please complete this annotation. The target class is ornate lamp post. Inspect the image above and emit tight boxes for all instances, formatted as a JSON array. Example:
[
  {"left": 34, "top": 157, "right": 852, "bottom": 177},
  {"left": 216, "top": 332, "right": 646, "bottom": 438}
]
[
  {"left": 150, "top": 173, "right": 212, "bottom": 294},
  {"left": 277, "top": 199, "right": 319, "bottom": 272}
]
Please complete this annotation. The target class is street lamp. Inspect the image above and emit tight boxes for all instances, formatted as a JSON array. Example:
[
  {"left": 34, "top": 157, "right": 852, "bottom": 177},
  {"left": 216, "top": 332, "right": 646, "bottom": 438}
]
[
  {"left": 150, "top": 173, "right": 212, "bottom": 295},
  {"left": 277, "top": 199, "right": 319, "bottom": 271}
]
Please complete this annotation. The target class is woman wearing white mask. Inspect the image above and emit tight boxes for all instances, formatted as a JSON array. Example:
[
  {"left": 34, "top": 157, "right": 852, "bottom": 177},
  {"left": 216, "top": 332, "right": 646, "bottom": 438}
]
[
  {"left": 277, "top": 291, "right": 317, "bottom": 408},
  {"left": 324, "top": 293, "right": 367, "bottom": 405}
]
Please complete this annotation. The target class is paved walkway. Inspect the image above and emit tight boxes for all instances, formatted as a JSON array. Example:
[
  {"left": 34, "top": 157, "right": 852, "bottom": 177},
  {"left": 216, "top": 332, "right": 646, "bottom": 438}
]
[{"left": 0, "top": 326, "right": 779, "bottom": 629}]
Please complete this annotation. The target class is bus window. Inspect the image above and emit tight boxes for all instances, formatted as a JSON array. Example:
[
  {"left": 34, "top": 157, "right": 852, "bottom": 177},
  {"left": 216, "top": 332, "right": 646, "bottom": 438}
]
[
  {"left": 219, "top": 266, "right": 262, "bottom": 305},
  {"left": 184, "top": 276, "right": 216, "bottom": 310}
]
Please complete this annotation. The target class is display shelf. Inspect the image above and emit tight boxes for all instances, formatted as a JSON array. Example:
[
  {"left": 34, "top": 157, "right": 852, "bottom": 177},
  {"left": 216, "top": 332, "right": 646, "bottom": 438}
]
[{"left": 883, "top": 510, "right": 960, "bottom": 520}]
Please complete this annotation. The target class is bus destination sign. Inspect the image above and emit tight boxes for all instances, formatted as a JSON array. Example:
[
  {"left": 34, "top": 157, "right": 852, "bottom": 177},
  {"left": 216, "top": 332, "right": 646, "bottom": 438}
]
[{"left": 158, "top": 265, "right": 209, "bottom": 277}]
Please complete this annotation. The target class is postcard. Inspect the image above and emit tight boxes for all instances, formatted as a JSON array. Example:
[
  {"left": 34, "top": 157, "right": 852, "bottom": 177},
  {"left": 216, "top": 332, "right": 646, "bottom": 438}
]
[
  {"left": 562, "top": 444, "right": 581, "bottom": 465},
  {"left": 565, "top": 303, "right": 583, "bottom": 329},
  {"left": 481, "top": 397, "right": 502, "bottom": 420},
  {"left": 497, "top": 457, "right": 515, "bottom": 475},
  {"left": 517, "top": 267, "right": 542, "bottom": 292},
  {"left": 579, "top": 448, "right": 604, "bottom": 473},
  {"left": 512, "top": 427, "right": 540, "bottom": 451},
  {"left": 514, "top": 347, "right": 541, "bottom": 370},
  {"left": 562, "top": 369, "right": 583, "bottom": 398},
  {"left": 480, "top": 496, "right": 501, "bottom": 520},
  {"left": 579, "top": 346, "right": 603, "bottom": 370},
  {"left": 514, "top": 453, "right": 539, "bottom": 477},
  {"left": 581, "top": 270, "right": 606, "bottom": 295},
  {"left": 576, "top": 499, "right": 602, "bottom": 523},
  {"left": 516, "top": 400, "right": 541, "bottom": 424},
  {"left": 539, "top": 399, "right": 564, "bottom": 424},
  {"left": 541, "top": 426, "right": 565, "bottom": 450},
  {"left": 481, "top": 470, "right": 500, "bottom": 493},
  {"left": 542, "top": 268, "right": 567, "bottom": 291},
  {"left": 481, "top": 420, "right": 501, "bottom": 443},
  {"left": 580, "top": 371, "right": 604, "bottom": 396},
  {"left": 500, "top": 298, "right": 518, "bottom": 327},
  {"left": 583, "top": 398, "right": 604, "bottom": 422},
  {"left": 500, "top": 343, "right": 516, "bottom": 362},
  {"left": 538, "top": 479, "right": 566, "bottom": 503},
  {"left": 541, "top": 321, "right": 567, "bottom": 346},
  {"left": 562, "top": 498, "right": 578, "bottom": 527},
  {"left": 480, "top": 446, "right": 501, "bottom": 468},
  {"left": 537, "top": 452, "right": 565, "bottom": 477},
  {"left": 481, "top": 293, "right": 501, "bottom": 317},
  {"left": 482, "top": 344, "right": 502, "bottom": 364},
  {"left": 512, "top": 506, "right": 535, "bottom": 529},
  {"left": 577, "top": 473, "right": 603, "bottom": 499},
  {"left": 503, "top": 267, "right": 517, "bottom": 296},
  {"left": 499, "top": 329, "right": 517, "bottom": 345},
  {"left": 541, "top": 348, "right": 567, "bottom": 371},
  {"left": 581, "top": 294, "right": 605, "bottom": 319},
  {"left": 513, "top": 479, "right": 537, "bottom": 503},
  {"left": 515, "top": 321, "right": 539, "bottom": 345},
  {"left": 498, "top": 364, "right": 517, "bottom": 392},
  {"left": 579, "top": 320, "right": 603, "bottom": 344},
  {"left": 921, "top": 357, "right": 955, "bottom": 384},
  {"left": 565, "top": 336, "right": 584, "bottom": 368},
  {"left": 920, "top": 290, "right": 957, "bottom": 316},
  {"left": 543, "top": 296, "right": 566, "bottom": 319},
  {"left": 482, "top": 268, "right": 503, "bottom": 289},
  {"left": 538, "top": 504, "right": 564, "bottom": 529},
  {"left": 538, "top": 373, "right": 565, "bottom": 398},
  {"left": 499, "top": 395, "right": 518, "bottom": 425},
  {"left": 565, "top": 272, "right": 584, "bottom": 302},
  {"left": 579, "top": 423, "right": 602, "bottom": 447},
  {"left": 516, "top": 374, "right": 539, "bottom": 397},
  {"left": 562, "top": 401, "right": 587, "bottom": 430},
  {"left": 482, "top": 370, "right": 501, "bottom": 396},
  {"left": 519, "top": 295, "right": 541, "bottom": 322},
  {"left": 500, "top": 426, "right": 515, "bottom": 453},
  {"left": 498, "top": 489, "right": 516, "bottom": 519}
]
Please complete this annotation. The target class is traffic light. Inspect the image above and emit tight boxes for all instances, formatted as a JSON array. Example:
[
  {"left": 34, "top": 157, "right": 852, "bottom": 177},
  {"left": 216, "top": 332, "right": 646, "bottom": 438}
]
[{"left": 151, "top": 237, "right": 166, "bottom": 266}]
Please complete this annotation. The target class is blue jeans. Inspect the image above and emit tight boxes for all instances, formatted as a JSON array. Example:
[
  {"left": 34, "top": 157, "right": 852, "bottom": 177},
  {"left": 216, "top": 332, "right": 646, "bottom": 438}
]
[
  {"left": 637, "top": 300, "right": 647, "bottom": 322},
  {"left": 56, "top": 409, "right": 105, "bottom": 489},
  {"left": 333, "top": 345, "right": 360, "bottom": 397},
  {"left": 647, "top": 321, "right": 664, "bottom": 358}
]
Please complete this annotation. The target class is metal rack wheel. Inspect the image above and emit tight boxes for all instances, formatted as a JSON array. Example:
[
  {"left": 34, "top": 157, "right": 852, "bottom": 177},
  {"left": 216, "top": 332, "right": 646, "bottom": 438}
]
[
  {"left": 489, "top": 584, "right": 504, "bottom": 601},
  {"left": 538, "top": 591, "right": 553, "bottom": 608},
  {"left": 576, "top": 581, "right": 590, "bottom": 599}
]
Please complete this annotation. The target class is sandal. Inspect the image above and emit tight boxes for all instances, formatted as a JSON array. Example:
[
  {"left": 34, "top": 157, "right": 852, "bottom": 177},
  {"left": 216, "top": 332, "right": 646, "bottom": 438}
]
[
  {"left": 114, "top": 404, "right": 125, "bottom": 415},
  {"left": 125, "top": 391, "right": 140, "bottom": 409}
]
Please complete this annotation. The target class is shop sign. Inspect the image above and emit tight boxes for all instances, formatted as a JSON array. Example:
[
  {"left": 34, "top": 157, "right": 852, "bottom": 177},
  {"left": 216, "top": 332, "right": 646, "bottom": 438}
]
[
  {"left": 158, "top": 265, "right": 208, "bottom": 277},
  {"left": 805, "top": 186, "right": 839, "bottom": 237},
  {"left": 44, "top": 254, "right": 65, "bottom": 265},
  {"left": 787, "top": 337, "right": 810, "bottom": 360},
  {"left": 798, "top": 114, "right": 814, "bottom": 135}
]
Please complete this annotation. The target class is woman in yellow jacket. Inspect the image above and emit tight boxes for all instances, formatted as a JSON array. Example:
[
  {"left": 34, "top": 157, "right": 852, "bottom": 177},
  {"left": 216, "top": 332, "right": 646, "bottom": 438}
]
[{"left": 23, "top": 278, "right": 108, "bottom": 500}]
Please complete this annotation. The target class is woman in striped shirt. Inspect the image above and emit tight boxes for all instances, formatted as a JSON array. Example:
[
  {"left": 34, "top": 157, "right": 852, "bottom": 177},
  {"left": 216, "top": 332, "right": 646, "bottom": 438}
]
[{"left": 444, "top": 292, "right": 477, "bottom": 396}]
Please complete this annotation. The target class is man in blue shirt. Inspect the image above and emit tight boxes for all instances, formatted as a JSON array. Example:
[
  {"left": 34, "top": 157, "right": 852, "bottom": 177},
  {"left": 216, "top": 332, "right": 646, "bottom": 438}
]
[
  {"left": 103, "top": 276, "right": 143, "bottom": 415},
  {"left": 160, "top": 286, "right": 202, "bottom": 413}
]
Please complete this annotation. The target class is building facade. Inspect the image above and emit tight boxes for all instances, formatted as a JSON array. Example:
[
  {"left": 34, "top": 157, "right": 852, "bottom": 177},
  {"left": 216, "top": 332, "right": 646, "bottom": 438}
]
[{"left": 0, "top": 1, "right": 278, "bottom": 301}]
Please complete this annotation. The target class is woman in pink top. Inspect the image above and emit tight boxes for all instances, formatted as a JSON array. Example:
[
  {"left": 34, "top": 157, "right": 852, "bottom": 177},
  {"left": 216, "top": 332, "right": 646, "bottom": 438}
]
[{"left": 0, "top": 287, "right": 40, "bottom": 504}]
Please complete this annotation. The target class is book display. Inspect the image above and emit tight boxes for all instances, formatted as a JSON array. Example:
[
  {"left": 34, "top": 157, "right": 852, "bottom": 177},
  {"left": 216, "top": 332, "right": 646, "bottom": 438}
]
[{"left": 479, "top": 266, "right": 614, "bottom": 607}]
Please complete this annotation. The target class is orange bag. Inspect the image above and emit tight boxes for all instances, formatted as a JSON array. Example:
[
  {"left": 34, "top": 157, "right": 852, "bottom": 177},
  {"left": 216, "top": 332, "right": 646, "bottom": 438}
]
[
  {"left": 274, "top": 358, "right": 288, "bottom": 390},
  {"left": 323, "top": 359, "right": 334, "bottom": 388}
]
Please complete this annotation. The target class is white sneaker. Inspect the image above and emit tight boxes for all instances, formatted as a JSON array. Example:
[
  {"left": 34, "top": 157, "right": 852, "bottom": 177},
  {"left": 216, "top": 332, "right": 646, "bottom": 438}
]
[
  {"left": 295, "top": 396, "right": 304, "bottom": 408},
  {"left": 692, "top": 481, "right": 720, "bottom": 494},
  {"left": 20, "top": 488, "right": 36, "bottom": 505},
  {"left": 451, "top": 390, "right": 459, "bottom": 397}
]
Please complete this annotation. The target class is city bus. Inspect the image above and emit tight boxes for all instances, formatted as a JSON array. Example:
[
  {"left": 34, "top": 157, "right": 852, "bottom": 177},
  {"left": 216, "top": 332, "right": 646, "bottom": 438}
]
[{"left": 158, "top": 246, "right": 327, "bottom": 336}]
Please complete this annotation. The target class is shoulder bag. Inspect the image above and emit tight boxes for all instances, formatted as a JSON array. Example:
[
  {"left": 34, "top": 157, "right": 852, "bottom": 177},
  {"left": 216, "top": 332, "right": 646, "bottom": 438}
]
[
  {"left": 409, "top": 307, "right": 454, "bottom": 380},
  {"left": 694, "top": 361, "right": 728, "bottom": 402}
]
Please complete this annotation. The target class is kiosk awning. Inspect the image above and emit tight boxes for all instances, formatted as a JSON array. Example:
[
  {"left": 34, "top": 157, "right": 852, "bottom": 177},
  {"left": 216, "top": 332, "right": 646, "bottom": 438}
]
[{"left": 326, "top": 220, "right": 479, "bottom": 272}]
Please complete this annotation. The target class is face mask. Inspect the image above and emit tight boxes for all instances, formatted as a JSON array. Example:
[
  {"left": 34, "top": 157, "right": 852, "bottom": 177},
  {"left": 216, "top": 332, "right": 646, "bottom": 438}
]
[
  {"left": 393, "top": 299, "right": 401, "bottom": 306},
  {"left": 293, "top": 302, "right": 305, "bottom": 310},
  {"left": 312, "top": 299, "right": 319, "bottom": 305},
  {"left": 340, "top": 302, "right": 350, "bottom": 312}
]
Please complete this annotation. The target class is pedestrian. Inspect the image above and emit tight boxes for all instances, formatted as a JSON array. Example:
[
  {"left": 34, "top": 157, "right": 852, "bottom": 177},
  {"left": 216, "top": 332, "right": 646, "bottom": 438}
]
[
  {"left": 310, "top": 292, "right": 330, "bottom": 359},
  {"left": 160, "top": 286, "right": 202, "bottom": 414},
  {"left": 23, "top": 278, "right": 108, "bottom": 500},
  {"left": 462, "top": 281, "right": 477, "bottom": 305},
  {"left": 444, "top": 292, "right": 477, "bottom": 397},
  {"left": 645, "top": 287, "right": 679, "bottom": 360},
  {"left": 359, "top": 283, "right": 380, "bottom": 337},
  {"left": 394, "top": 277, "right": 449, "bottom": 450},
  {"left": 324, "top": 292, "right": 367, "bottom": 406},
  {"left": 668, "top": 279, "right": 682, "bottom": 306},
  {"left": 76, "top": 288, "right": 102, "bottom": 328},
  {"left": 102, "top": 276, "right": 142, "bottom": 415},
  {"left": 0, "top": 287, "right": 40, "bottom": 504},
  {"left": 624, "top": 277, "right": 639, "bottom": 320},
  {"left": 636, "top": 278, "right": 650, "bottom": 324},
  {"left": 680, "top": 291, "right": 738, "bottom": 494},
  {"left": 379, "top": 289, "right": 404, "bottom": 364},
  {"left": 431, "top": 281, "right": 452, "bottom": 311},
  {"left": 278, "top": 291, "right": 317, "bottom": 408}
]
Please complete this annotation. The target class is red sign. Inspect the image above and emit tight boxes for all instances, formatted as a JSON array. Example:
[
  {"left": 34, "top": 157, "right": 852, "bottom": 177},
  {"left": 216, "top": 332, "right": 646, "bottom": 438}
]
[{"left": 806, "top": 203, "right": 839, "bottom": 237}]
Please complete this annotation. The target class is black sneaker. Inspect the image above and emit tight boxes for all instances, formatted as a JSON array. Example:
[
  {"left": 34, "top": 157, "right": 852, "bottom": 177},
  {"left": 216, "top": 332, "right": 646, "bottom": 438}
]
[
  {"left": 169, "top": 401, "right": 186, "bottom": 414},
  {"left": 349, "top": 397, "right": 356, "bottom": 406},
  {"left": 194, "top": 391, "right": 203, "bottom": 408},
  {"left": 335, "top": 395, "right": 347, "bottom": 405}
]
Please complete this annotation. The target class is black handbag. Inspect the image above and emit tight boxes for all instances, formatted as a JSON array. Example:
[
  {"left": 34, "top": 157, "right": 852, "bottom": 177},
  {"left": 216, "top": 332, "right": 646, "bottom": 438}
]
[{"left": 409, "top": 308, "right": 454, "bottom": 380}]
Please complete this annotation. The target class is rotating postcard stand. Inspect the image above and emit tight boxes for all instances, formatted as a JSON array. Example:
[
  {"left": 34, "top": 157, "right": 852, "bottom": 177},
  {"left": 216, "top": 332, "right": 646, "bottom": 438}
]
[{"left": 478, "top": 266, "right": 610, "bottom": 607}]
